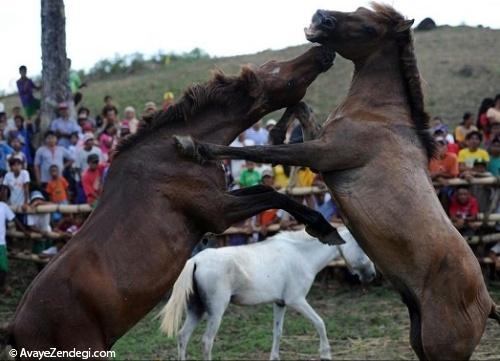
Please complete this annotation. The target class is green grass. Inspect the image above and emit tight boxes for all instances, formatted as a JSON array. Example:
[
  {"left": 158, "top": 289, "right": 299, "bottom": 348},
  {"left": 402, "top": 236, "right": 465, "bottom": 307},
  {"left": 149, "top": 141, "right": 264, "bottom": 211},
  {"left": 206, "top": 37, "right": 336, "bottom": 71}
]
[
  {"left": 2, "top": 26, "right": 499, "bottom": 128},
  {"left": 2, "top": 260, "right": 500, "bottom": 360}
]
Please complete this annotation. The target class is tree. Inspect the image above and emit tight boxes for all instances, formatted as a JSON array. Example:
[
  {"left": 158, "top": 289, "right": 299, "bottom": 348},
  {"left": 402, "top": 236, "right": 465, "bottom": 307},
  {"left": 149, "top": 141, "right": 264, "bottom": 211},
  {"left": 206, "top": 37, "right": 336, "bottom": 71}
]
[{"left": 40, "top": 0, "right": 70, "bottom": 134}]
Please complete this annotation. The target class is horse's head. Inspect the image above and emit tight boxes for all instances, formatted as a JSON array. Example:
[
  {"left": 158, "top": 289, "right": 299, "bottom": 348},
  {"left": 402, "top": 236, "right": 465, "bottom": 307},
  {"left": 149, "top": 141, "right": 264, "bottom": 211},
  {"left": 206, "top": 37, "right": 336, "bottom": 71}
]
[
  {"left": 250, "top": 45, "right": 335, "bottom": 114},
  {"left": 337, "top": 226, "right": 376, "bottom": 284},
  {"left": 304, "top": 3, "right": 413, "bottom": 62}
]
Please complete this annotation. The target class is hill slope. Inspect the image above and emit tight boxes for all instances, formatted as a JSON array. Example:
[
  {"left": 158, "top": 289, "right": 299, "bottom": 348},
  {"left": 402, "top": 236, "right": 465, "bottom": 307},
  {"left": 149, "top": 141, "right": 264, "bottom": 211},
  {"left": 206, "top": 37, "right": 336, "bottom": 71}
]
[{"left": 2, "top": 26, "right": 500, "bottom": 127}]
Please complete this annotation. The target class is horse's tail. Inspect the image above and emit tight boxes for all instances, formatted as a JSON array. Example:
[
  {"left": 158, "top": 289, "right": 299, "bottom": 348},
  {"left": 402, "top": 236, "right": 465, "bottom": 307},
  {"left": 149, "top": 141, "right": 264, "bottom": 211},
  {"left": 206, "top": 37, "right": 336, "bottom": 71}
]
[
  {"left": 490, "top": 302, "right": 500, "bottom": 326},
  {"left": 159, "top": 259, "right": 196, "bottom": 337}
]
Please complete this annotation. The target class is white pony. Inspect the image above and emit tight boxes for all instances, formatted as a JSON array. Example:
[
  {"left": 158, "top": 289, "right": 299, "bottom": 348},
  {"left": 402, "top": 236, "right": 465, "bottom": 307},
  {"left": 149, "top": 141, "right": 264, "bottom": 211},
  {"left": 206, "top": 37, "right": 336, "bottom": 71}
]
[{"left": 160, "top": 226, "right": 376, "bottom": 360}]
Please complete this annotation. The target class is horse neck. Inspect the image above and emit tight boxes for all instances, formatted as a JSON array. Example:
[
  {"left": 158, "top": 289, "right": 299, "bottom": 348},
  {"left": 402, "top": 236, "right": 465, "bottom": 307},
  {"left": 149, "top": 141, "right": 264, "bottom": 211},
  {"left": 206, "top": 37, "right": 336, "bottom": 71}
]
[
  {"left": 188, "top": 108, "right": 258, "bottom": 145},
  {"left": 340, "top": 43, "right": 412, "bottom": 123},
  {"left": 292, "top": 234, "right": 341, "bottom": 273}
]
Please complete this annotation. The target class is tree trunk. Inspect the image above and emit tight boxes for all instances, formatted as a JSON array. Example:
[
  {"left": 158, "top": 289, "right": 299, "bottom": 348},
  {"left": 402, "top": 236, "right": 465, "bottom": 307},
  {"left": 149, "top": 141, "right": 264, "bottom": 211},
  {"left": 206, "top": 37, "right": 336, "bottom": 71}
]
[{"left": 40, "top": 0, "right": 69, "bottom": 136}]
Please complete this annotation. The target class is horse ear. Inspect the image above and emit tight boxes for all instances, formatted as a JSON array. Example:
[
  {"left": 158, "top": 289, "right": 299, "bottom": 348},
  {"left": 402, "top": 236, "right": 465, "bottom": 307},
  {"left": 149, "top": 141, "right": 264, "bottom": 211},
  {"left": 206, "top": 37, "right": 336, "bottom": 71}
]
[
  {"left": 396, "top": 19, "right": 414, "bottom": 32},
  {"left": 240, "top": 66, "right": 263, "bottom": 98}
]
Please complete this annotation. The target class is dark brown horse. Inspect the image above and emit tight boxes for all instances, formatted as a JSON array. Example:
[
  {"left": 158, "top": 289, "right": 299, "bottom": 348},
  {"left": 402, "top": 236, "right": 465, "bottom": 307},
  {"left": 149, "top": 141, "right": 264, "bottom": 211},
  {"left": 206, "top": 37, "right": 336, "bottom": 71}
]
[
  {"left": 8, "top": 45, "right": 340, "bottom": 353},
  {"left": 174, "top": 4, "right": 500, "bottom": 360}
]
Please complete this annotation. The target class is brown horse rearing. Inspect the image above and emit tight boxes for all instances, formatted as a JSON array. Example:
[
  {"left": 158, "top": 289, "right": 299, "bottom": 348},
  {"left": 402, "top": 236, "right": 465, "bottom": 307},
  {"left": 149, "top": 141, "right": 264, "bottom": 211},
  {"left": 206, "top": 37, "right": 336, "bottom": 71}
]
[
  {"left": 175, "top": 4, "right": 500, "bottom": 360},
  {"left": 8, "top": 45, "right": 340, "bottom": 353}
]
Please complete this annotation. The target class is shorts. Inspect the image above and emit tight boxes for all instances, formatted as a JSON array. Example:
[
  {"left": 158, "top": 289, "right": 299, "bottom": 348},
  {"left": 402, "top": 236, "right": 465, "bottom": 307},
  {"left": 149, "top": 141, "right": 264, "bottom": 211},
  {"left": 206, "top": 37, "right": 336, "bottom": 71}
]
[
  {"left": 23, "top": 98, "right": 41, "bottom": 118},
  {"left": 0, "top": 245, "right": 8, "bottom": 272}
]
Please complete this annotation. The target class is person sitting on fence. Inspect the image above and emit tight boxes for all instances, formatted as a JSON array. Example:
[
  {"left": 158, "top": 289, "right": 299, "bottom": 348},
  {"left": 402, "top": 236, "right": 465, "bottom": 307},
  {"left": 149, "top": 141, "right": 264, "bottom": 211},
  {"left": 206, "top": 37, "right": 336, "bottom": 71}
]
[
  {"left": 7, "top": 136, "right": 28, "bottom": 170},
  {"left": 34, "top": 131, "right": 74, "bottom": 188},
  {"left": 458, "top": 131, "right": 490, "bottom": 179},
  {"left": 239, "top": 160, "right": 261, "bottom": 188},
  {"left": 429, "top": 136, "right": 459, "bottom": 181},
  {"left": 82, "top": 154, "right": 105, "bottom": 207},
  {"left": 3, "top": 158, "right": 30, "bottom": 208},
  {"left": 449, "top": 185, "right": 481, "bottom": 237},
  {"left": 487, "top": 137, "right": 500, "bottom": 176},
  {"left": 255, "top": 170, "right": 281, "bottom": 240},
  {"left": 0, "top": 184, "right": 29, "bottom": 296},
  {"left": 25, "top": 191, "right": 53, "bottom": 254},
  {"left": 455, "top": 112, "right": 478, "bottom": 148},
  {"left": 45, "top": 165, "right": 69, "bottom": 222},
  {"left": 50, "top": 102, "right": 82, "bottom": 149}
]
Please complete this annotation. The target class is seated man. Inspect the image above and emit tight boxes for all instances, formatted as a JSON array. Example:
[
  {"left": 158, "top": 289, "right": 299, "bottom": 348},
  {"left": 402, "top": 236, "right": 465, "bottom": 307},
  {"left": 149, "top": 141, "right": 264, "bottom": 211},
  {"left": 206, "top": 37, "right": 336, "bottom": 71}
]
[
  {"left": 449, "top": 185, "right": 480, "bottom": 237},
  {"left": 429, "top": 136, "right": 459, "bottom": 181},
  {"left": 458, "top": 131, "right": 490, "bottom": 179}
]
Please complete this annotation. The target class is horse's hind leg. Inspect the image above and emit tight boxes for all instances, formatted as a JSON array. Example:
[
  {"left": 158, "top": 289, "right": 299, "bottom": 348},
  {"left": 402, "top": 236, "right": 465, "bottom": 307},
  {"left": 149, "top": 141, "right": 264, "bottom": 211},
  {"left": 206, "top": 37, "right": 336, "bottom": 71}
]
[
  {"left": 202, "top": 306, "right": 226, "bottom": 361},
  {"left": 178, "top": 298, "right": 205, "bottom": 360},
  {"left": 289, "top": 298, "right": 331, "bottom": 360},
  {"left": 270, "top": 303, "right": 287, "bottom": 360}
]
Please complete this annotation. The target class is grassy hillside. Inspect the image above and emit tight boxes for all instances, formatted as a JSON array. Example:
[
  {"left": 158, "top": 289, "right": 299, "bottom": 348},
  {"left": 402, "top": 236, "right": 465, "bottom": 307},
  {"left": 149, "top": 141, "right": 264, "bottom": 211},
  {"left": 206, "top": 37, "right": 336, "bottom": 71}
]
[{"left": 2, "top": 26, "right": 499, "bottom": 127}]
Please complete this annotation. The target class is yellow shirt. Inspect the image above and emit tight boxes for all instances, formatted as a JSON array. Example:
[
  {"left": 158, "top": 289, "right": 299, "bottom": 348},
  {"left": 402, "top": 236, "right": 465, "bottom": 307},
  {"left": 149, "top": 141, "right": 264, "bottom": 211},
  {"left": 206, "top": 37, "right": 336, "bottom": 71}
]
[
  {"left": 297, "top": 167, "right": 316, "bottom": 187},
  {"left": 273, "top": 165, "right": 289, "bottom": 188},
  {"left": 457, "top": 148, "right": 490, "bottom": 168}
]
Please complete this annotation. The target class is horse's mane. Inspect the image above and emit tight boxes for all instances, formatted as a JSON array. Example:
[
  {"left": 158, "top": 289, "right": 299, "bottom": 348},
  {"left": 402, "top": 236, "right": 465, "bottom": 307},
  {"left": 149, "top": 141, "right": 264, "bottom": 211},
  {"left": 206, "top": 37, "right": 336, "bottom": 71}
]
[
  {"left": 115, "top": 66, "right": 263, "bottom": 156},
  {"left": 371, "top": 2, "right": 436, "bottom": 159}
]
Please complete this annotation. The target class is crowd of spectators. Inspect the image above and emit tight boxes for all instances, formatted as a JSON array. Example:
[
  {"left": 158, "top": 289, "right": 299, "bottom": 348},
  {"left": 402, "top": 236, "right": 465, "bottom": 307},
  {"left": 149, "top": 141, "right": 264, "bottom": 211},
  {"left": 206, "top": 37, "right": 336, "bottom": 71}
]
[
  {"left": 0, "top": 65, "right": 175, "bottom": 295},
  {"left": 0, "top": 62, "right": 499, "bottom": 295}
]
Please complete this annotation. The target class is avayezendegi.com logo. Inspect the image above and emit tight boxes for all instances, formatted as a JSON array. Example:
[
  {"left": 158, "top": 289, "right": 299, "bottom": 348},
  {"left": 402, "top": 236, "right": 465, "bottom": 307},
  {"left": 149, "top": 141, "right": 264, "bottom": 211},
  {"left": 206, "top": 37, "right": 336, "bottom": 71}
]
[{"left": 8, "top": 347, "right": 115, "bottom": 359}]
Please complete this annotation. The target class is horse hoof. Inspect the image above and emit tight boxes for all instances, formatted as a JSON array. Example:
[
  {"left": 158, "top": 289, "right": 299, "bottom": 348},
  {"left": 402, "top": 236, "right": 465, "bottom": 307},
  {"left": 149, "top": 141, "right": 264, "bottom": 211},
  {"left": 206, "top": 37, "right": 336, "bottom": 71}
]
[
  {"left": 308, "top": 227, "right": 345, "bottom": 245},
  {"left": 173, "top": 135, "right": 205, "bottom": 164}
]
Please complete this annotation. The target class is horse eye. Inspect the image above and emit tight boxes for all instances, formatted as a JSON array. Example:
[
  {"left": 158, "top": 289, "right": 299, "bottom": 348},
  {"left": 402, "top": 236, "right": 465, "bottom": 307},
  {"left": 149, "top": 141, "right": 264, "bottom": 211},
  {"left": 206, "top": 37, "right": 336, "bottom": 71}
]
[
  {"left": 362, "top": 25, "right": 377, "bottom": 36},
  {"left": 287, "top": 79, "right": 295, "bottom": 88}
]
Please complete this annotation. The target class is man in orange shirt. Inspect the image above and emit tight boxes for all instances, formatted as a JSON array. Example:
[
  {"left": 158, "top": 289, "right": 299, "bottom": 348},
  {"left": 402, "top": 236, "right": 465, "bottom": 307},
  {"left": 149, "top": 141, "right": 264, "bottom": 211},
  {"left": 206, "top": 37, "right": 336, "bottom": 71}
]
[{"left": 428, "top": 137, "right": 459, "bottom": 180}]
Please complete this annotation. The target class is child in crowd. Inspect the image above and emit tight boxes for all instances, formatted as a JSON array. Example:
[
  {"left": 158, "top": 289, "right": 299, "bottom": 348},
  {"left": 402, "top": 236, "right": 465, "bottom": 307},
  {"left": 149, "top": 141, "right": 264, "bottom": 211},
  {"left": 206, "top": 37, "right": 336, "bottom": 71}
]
[
  {"left": 454, "top": 112, "right": 478, "bottom": 147},
  {"left": 239, "top": 161, "right": 261, "bottom": 188},
  {"left": 458, "top": 131, "right": 490, "bottom": 178},
  {"left": 3, "top": 157, "right": 30, "bottom": 207},
  {"left": 449, "top": 185, "right": 480, "bottom": 237},
  {"left": 26, "top": 191, "right": 53, "bottom": 254},
  {"left": 46, "top": 164, "right": 69, "bottom": 205},
  {"left": 487, "top": 137, "right": 500, "bottom": 176},
  {"left": 7, "top": 136, "right": 28, "bottom": 169},
  {"left": 98, "top": 123, "right": 117, "bottom": 161},
  {"left": 82, "top": 154, "right": 105, "bottom": 207}
]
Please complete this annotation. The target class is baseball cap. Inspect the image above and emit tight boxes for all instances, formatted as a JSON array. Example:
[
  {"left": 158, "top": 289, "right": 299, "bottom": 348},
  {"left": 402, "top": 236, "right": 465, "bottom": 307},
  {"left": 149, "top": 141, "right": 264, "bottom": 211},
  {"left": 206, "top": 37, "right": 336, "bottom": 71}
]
[
  {"left": 83, "top": 133, "right": 94, "bottom": 143},
  {"left": 266, "top": 119, "right": 277, "bottom": 127},
  {"left": 261, "top": 169, "right": 274, "bottom": 178},
  {"left": 29, "top": 190, "right": 45, "bottom": 203}
]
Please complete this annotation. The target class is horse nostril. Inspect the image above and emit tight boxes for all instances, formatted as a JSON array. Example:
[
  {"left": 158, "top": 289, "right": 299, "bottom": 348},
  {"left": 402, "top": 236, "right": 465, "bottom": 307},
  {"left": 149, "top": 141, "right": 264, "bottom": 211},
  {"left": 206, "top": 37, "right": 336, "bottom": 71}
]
[{"left": 313, "top": 10, "right": 336, "bottom": 30}]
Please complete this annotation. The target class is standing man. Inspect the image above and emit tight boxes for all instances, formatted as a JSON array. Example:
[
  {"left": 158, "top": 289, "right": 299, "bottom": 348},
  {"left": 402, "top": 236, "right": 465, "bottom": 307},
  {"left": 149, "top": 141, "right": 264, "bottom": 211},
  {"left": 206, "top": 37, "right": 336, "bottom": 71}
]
[
  {"left": 50, "top": 102, "right": 81, "bottom": 148},
  {"left": 34, "top": 131, "right": 73, "bottom": 188},
  {"left": 16, "top": 66, "right": 41, "bottom": 120}
]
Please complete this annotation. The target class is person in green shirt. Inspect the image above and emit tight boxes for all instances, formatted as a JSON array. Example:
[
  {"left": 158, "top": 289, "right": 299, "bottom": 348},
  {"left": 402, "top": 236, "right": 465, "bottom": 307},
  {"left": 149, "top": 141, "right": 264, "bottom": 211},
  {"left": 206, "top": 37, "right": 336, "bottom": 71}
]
[
  {"left": 67, "top": 59, "right": 86, "bottom": 106},
  {"left": 487, "top": 137, "right": 500, "bottom": 176},
  {"left": 239, "top": 161, "right": 261, "bottom": 187}
]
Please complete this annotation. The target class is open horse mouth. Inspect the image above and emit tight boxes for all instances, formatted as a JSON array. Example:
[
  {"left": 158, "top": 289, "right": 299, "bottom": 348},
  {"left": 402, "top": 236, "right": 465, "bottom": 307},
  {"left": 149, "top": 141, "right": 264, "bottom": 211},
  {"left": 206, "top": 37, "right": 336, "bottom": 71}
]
[{"left": 305, "top": 9, "right": 336, "bottom": 43}]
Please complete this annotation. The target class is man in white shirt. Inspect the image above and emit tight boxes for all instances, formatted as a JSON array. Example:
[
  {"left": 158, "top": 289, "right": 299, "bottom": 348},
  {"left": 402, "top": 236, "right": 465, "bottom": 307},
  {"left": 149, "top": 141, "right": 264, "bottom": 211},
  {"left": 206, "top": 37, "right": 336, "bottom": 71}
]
[{"left": 76, "top": 134, "right": 103, "bottom": 173}]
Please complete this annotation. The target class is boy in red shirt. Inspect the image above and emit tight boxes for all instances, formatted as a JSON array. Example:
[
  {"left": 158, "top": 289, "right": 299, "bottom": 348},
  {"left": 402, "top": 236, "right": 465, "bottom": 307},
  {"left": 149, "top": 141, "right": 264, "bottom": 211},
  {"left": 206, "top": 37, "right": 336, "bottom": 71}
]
[
  {"left": 449, "top": 185, "right": 480, "bottom": 236},
  {"left": 82, "top": 154, "right": 105, "bottom": 206}
]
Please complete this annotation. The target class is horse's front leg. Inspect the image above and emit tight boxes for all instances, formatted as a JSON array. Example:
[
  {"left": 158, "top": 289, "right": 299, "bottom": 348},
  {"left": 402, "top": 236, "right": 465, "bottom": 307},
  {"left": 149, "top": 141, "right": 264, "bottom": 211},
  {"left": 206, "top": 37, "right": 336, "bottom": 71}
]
[
  {"left": 271, "top": 101, "right": 321, "bottom": 144},
  {"left": 218, "top": 186, "right": 343, "bottom": 245}
]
